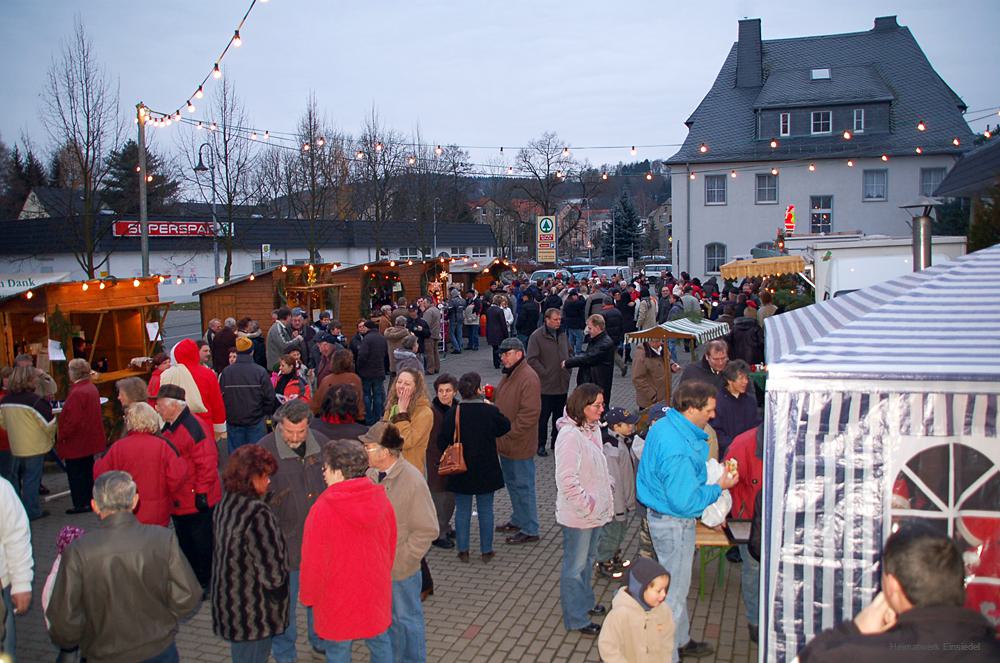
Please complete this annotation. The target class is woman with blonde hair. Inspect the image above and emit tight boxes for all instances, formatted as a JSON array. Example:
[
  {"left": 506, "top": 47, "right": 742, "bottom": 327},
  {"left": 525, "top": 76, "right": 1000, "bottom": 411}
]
[{"left": 381, "top": 367, "right": 434, "bottom": 473}]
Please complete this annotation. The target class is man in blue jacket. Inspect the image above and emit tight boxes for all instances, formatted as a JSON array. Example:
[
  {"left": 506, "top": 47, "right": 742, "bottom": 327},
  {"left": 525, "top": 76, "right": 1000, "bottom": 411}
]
[{"left": 636, "top": 380, "right": 739, "bottom": 661}]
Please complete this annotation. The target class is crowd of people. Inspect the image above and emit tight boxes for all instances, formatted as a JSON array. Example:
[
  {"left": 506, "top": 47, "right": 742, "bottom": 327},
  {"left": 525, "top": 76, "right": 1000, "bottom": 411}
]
[{"left": 0, "top": 268, "right": 994, "bottom": 663}]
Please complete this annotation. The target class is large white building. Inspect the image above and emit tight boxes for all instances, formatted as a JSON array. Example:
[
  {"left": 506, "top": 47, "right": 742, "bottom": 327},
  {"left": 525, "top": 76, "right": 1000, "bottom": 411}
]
[
  {"left": 0, "top": 215, "right": 497, "bottom": 302},
  {"left": 666, "top": 16, "right": 975, "bottom": 278}
]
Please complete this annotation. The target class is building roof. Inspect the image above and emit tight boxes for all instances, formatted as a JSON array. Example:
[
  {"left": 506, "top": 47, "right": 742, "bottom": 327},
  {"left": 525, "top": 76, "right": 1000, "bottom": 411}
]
[
  {"left": 19, "top": 186, "right": 106, "bottom": 218},
  {"left": 0, "top": 216, "right": 496, "bottom": 257},
  {"left": 934, "top": 138, "right": 1000, "bottom": 198},
  {"left": 667, "top": 16, "right": 974, "bottom": 165}
]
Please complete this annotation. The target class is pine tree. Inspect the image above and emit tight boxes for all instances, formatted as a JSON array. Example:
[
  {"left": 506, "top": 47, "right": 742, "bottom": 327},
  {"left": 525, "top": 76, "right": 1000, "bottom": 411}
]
[
  {"left": 102, "top": 140, "right": 180, "bottom": 215},
  {"left": 601, "top": 190, "right": 642, "bottom": 264}
]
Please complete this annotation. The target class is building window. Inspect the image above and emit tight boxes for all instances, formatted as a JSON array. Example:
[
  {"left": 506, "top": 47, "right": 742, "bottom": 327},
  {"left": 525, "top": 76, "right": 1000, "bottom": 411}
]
[
  {"left": 811, "top": 111, "right": 832, "bottom": 135},
  {"left": 920, "top": 167, "right": 946, "bottom": 196},
  {"left": 399, "top": 247, "right": 422, "bottom": 260},
  {"left": 755, "top": 173, "right": 778, "bottom": 204},
  {"left": 705, "top": 242, "right": 727, "bottom": 273},
  {"left": 471, "top": 246, "right": 488, "bottom": 258},
  {"left": 863, "top": 169, "right": 888, "bottom": 201},
  {"left": 810, "top": 68, "right": 831, "bottom": 80},
  {"left": 480, "top": 207, "right": 487, "bottom": 217},
  {"left": 704, "top": 175, "right": 727, "bottom": 205},
  {"left": 810, "top": 196, "right": 833, "bottom": 233},
  {"left": 450, "top": 247, "right": 466, "bottom": 256},
  {"left": 779, "top": 112, "right": 790, "bottom": 136},
  {"left": 853, "top": 108, "right": 865, "bottom": 133}
]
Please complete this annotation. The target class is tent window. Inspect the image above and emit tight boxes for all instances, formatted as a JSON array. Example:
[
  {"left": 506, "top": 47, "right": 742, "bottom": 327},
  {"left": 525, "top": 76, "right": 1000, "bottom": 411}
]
[{"left": 705, "top": 242, "right": 727, "bottom": 273}]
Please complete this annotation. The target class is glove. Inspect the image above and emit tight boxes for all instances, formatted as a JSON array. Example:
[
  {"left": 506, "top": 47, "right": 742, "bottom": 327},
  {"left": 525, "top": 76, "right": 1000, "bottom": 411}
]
[{"left": 195, "top": 493, "right": 209, "bottom": 513}]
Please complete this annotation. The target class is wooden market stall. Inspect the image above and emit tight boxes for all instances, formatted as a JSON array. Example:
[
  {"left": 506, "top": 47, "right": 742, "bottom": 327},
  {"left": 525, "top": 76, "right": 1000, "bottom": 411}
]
[
  {"left": 720, "top": 254, "right": 813, "bottom": 287},
  {"left": 196, "top": 259, "right": 449, "bottom": 333},
  {"left": 625, "top": 317, "right": 731, "bottom": 407},
  {"left": 448, "top": 257, "right": 519, "bottom": 293},
  {"left": 0, "top": 276, "right": 170, "bottom": 395}
]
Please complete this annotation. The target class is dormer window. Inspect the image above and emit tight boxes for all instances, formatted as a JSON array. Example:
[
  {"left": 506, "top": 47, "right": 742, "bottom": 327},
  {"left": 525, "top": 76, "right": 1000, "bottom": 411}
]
[
  {"left": 779, "top": 112, "right": 790, "bottom": 136},
  {"left": 810, "top": 68, "right": 831, "bottom": 80},
  {"left": 853, "top": 109, "right": 865, "bottom": 133},
  {"left": 811, "top": 111, "right": 832, "bottom": 135}
]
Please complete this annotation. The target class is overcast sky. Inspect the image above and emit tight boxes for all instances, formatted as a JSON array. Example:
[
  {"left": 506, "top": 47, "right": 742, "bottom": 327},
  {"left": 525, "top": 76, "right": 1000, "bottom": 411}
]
[{"left": 2, "top": 0, "right": 998, "bottom": 169}]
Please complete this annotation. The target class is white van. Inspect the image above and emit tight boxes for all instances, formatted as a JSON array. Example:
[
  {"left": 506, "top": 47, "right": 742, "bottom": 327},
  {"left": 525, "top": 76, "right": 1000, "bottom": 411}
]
[{"left": 590, "top": 266, "right": 633, "bottom": 282}]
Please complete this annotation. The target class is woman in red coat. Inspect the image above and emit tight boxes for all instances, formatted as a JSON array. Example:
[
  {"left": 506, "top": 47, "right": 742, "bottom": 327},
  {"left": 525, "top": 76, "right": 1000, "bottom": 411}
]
[
  {"left": 57, "top": 359, "right": 107, "bottom": 514},
  {"left": 160, "top": 339, "right": 227, "bottom": 440},
  {"left": 94, "top": 402, "right": 188, "bottom": 526},
  {"left": 300, "top": 438, "right": 396, "bottom": 660}
]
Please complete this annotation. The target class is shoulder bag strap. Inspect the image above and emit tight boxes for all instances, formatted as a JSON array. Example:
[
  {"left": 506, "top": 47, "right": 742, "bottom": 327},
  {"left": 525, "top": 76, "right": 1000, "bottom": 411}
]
[{"left": 453, "top": 404, "right": 461, "bottom": 445}]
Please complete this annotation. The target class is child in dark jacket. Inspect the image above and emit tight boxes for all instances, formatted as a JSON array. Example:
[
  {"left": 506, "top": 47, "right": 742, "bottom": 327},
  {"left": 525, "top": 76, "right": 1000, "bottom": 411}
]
[{"left": 595, "top": 407, "right": 640, "bottom": 578}]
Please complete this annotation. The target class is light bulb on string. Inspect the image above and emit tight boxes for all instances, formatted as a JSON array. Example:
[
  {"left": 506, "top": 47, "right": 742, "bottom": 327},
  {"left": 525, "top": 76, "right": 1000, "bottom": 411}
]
[
  {"left": 316, "top": 137, "right": 325, "bottom": 147},
  {"left": 356, "top": 150, "right": 365, "bottom": 160},
  {"left": 158, "top": 275, "right": 165, "bottom": 283},
  {"left": 771, "top": 167, "right": 779, "bottom": 176},
  {"left": 562, "top": 147, "right": 570, "bottom": 157},
  {"left": 25, "top": 290, "right": 33, "bottom": 300},
  {"left": 645, "top": 172, "right": 653, "bottom": 181},
  {"left": 99, "top": 281, "right": 106, "bottom": 290},
  {"left": 196, "top": 121, "right": 203, "bottom": 130},
  {"left": 847, "top": 159, "right": 855, "bottom": 167},
  {"left": 250, "top": 132, "right": 257, "bottom": 140},
  {"left": 915, "top": 147, "right": 923, "bottom": 154},
  {"left": 133, "top": 278, "right": 141, "bottom": 287},
  {"left": 232, "top": 30, "right": 242, "bottom": 47},
  {"left": 601, "top": 172, "right": 608, "bottom": 180},
  {"left": 881, "top": 154, "right": 889, "bottom": 162},
  {"left": 175, "top": 276, "right": 183, "bottom": 285},
  {"left": 555, "top": 170, "right": 563, "bottom": 179},
  {"left": 82, "top": 282, "right": 89, "bottom": 291},
  {"left": 986, "top": 130, "right": 993, "bottom": 139},
  {"left": 916, "top": 119, "right": 926, "bottom": 132},
  {"left": 164, "top": 117, "right": 172, "bottom": 127},
  {"left": 213, "top": 63, "right": 222, "bottom": 79},
  {"left": 302, "top": 143, "right": 310, "bottom": 151},
  {"left": 952, "top": 138, "right": 961, "bottom": 146},
  {"left": 699, "top": 143, "right": 708, "bottom": 153},
  {"left": 689, "top": 172, "right": 696, "bottom": 180},
  {"left": 435, "top": 145, "right": 443, "bottom": 156},
  {"left": 248, "top": 274, "right": 255, "bottom": 281},
  {"left": 507, "top": 166, "right": 513, "bottom": 175},
  {"left": 146, "top": 175, "right": 153, "bottom": 182},
  {"left": 280, "top": 265, "right": 288, "bottom": 273},
  {"left": 730, "top": 170, "right": 737, "bottom": 178},
  {"left": 842, "top": 130, "right": 852, "bottom": 140},
  {"left": 808, "top": 163, "right": 816, "bottom": 172},
  {"left": 135, "top": 166, "right": 141, "bottom": 173},
  {"left": 630, "top": 146, "right": 637, "bottom": 156},
  {"left": 217, "top": 277, "right": 224, "bottom": 285},
  {"left": 407, "top": 156, "right": 416, "bottom": 166},
  {"left": 374, "top": 141, "right": 383, "bottom": 152},
  {"left": 769, "top": 138, "right": 778, "bottom": 149},
  {"left": 263, "top": 131, "right": 269, "bottom": 140},
  {"left": 210, "top": 122, "right": 218, "bottom": 131},
  {"left": 195, "top": 86, "right": 204, "bottom": 99},
  {"left": 186, "top": 100, "right": 195, "bottom": 113}
]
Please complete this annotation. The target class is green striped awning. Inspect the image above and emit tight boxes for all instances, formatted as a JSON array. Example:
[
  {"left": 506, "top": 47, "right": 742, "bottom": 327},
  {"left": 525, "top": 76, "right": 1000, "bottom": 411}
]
[{"left": 626, "top": 318, "right": 731, "bottom": 346}]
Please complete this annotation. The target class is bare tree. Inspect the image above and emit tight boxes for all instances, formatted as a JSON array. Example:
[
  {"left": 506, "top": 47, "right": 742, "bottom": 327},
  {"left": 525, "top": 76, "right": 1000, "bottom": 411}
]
[
  {"left": 514, "top": 131, "right": 574, "bottom": 216},
  {"left": 182, "top": 78, "right": 258, "bottom": 279},
  {"left": 41, "top": 18, "right": 124, "bottom": 277},
  {"left": 352, "top": 110, "right": 406, "bottom": 259}
]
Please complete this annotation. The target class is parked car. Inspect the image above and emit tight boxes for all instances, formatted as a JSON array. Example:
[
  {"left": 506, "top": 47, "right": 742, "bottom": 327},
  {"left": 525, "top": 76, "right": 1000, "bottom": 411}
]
[
  {"left": 528, "top": 269, "right": 572, "bottom": 284},
  {"left": 590, "top": 266, "right": 633, "bottom": 282},
  {"left": 642, "top": 263, "right": 673, "bottom": 284}
]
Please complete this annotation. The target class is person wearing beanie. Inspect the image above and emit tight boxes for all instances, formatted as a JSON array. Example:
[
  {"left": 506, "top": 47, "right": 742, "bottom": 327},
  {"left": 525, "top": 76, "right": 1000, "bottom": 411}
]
[
  {"left": 219, "top": 335, "right": 276, "bottom": 454},
  {"left": 598, "top": 557, "right": 676, "bottom": 663}
]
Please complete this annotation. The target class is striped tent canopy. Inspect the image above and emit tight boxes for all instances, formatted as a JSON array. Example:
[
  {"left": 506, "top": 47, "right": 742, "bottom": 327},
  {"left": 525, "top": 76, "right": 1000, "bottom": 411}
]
[
  {"left": 626, "top": 317, "right": 730, "bottom": 345},
  {"left": 765, "top": 244, "right": 1000, "bottom": 383},
  {"left": 761, "top": 244, "right": 1000, "bottom": 661},
  {"left": 720, "top": 254, "right": 805, "bottom": 280}
]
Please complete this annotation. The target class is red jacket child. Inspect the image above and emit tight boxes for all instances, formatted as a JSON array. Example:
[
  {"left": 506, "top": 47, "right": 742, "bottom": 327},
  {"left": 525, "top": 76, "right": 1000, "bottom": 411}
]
[
  {"left": 161, "top": 404, "right": 221, "bottom": 516},
  {"left": 94, "top": 431, "right": 189, "bottom": 526},
  {"left": 724, "top": 424, "right": 764, "bottom": 521},
  {"left": 300, "top": 476, "right": 396, "bottom": 641},
  {"left": 56, "top": 379, "right": 107, "bottom": 460},
  {"left": 166, "top": 339, "right": 227, "bottom": 437}
]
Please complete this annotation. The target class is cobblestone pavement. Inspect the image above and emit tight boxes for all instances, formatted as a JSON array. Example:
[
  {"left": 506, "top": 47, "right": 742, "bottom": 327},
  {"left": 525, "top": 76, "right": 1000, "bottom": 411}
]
[{"left": 16, "top": 336, "right": 757, "bottom": 663}]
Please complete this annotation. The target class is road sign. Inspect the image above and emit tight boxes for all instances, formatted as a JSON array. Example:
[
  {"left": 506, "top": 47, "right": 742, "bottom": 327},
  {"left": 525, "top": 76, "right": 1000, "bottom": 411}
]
[
  {"left": 262, "top": 243, "right": 271, "bottom": 258},
  {"left": 536, "top": 215, "right": 556, "bottom": 263}
]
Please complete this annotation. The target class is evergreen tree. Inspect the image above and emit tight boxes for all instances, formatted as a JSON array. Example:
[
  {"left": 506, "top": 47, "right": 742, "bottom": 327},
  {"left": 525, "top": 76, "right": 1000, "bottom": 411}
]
[
  {"left": 102, "top": 140, "right": 180, "bottom": 215},
  {"left": 0, "top": 145, "right": 47, "bottom": 218},
  {"left": 968, "top": 186, "right": 1000, "bottom": 252},
  {"left": 601, "top": 190, "right": 642, "bottom": 264}
]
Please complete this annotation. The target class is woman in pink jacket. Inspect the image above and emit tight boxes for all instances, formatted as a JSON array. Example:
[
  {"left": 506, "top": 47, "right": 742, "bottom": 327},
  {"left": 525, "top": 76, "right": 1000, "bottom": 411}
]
[{"left": 555, "top": 383, "right": 614, "bottom": 636}]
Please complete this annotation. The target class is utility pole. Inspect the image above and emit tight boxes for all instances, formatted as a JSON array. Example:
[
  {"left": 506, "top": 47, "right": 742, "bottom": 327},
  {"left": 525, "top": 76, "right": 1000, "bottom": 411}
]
[{"left": 136, "top": 103, "right": 149, "bottom": 276}]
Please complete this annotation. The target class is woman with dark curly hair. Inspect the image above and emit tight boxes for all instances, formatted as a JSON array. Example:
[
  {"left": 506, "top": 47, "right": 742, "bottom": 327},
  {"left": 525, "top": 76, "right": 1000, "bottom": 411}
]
[
  {"left": 311, "top": 383, "right": 369, "bottom": 441},
  {"left": 311, "top": 349, "right": 365, "bottom": 421},
  {"left": 211, "top": 445, "right": 289, "bottom": 663}
]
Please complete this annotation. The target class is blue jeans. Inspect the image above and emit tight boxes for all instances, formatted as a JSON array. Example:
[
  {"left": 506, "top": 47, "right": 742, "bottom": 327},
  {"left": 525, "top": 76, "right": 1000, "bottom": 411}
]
[
  {"left": 567, "top": 328, "right": 584, "bottom": 356},
  {"left": 389, "top": 570, "right": 425, "bottom": 663},
  {"left": 449, "top": 320, "right": 462, "bottom": 352},
  {"left": 739, "top": 543, "right": 760, "bottom": 627},
  {"left": 319, "top": 629, "right": 391, "bottom": 663},
  {"left": 229, "top": 637, "right": 272, "bottom": 663},
  {"left": 560, "top": 525, "right": 602, "bottom": 630},
  {"left": 667, "top": 339, "right": 679, "bottom": 362},
  {"left": 498, "top": 457, "right": 538, "bottom": 536},
  {"left": 13, "top": 454, "right": 44, "bottom": 519},
  {"left": 454, "top": 492, "right": 494, "bottom": 553},
  {"left": 227, "top": 421, "right": 267, "bottom": 454},
  {"left": 272, "top": 570, "right": 319, "bottom": 662},
  {"left": 143, "top": 641, "right": 179, "bottom": 663},
  {"left": 362, "top": 377, "right": 386, "bottom": 426},
  {"left": 647, "top": 511, "right": 696, "bottom": 660},
  {"left": 464, "top": 324, "right": 479, "bottom": 349},
  {"left": 2, "top": 586, "right": 14, "bottom": 656}
]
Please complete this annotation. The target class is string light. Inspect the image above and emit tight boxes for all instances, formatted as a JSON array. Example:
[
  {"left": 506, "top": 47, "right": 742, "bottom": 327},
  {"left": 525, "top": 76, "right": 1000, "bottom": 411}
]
[
  {"left": 986, "top": 130, "right": 993, "bottom": 139},
  {"left": 213, "top": 63, "right": 222, "bottom": 79},
  {"left": 280, "top": 265, "right": 288, "bottom": 272},
  {"left": 562, "top": 147, "right": 570, "bottom": 157},
  {"left": 186, "top": 100, "right": 195, "bottom": 113},
  {"left": 250, "top": 131, "right": 257, "bottom": 140},
  {"left": 133, "top": 278, "right": 141, "bottom": 287},
  {"left": 601, "top": 172, "right": 608, "bottom": 180},
  {"left": 25, "top": 290, "right": 33, "bottom": 300},
  {"left": 195, "top": 86, "right": 204, "bottom": 99},
  {"left": 210, "top": 122, "right": 218, "bottom": 131},
  {"left": 689, "top": 172, "right": 696, "bottom": 180},
  {"left": 316, "top": 137, "right": 325, "bottom": 147},
  {"left": 916, "top": 119, "right": 926, "bottom": 132},
  {"left": 771, "top": 167, "right": 779, "bottom": 176},
  {"left": 915, "top": 147, "right": 923, "bottom": 154},
  {"left": 645, "top": 172, "right": 653, "bottom": 181},
  {"left": 507, "top": 166, "right": 513, "bottom": 175},
  {"left": 82, "top": 282, "right": 89, "bottom": 291},
  {"left": 699, "top": 143, "right": 708, "bottom": 153},
  {"left": 374, "top": 141, "right": 383, "bottom": 152},
  {"left": 842, "top": 130, "right": 852, "bottom": 140},
  {"left": 730, "top": 170, "right": 737, "bottom": 178},
  {"left": 217, "top": 277, "right": 224, "bottom": 284},
  {"left": 847, "top": 159, "right": 855, "bottom": 167},
  {"left": 263, "top": 131, "right": 269, "bottom": 140},
  {"left": 407, "top": 156, "right": 416, "bottom": 165},
  {"left": 630, "top": 146, "right": 637, "bottom": 156},
  {"left": 232, "top": 30, "right": 242, "bottom": 47},
  {"left": 302, "top": 143, "right": 310, "bottom": 151},
  {"left": 953, "top": 138, "right": 961, "bottom": 146},
  {"left": 808, "top": 163, "right": 816, "bottom": 172},
  {"left": 435, "top": 145, "right": 443, "bottom": 156},
  {"left": 881, "top": 154, "right": 889, "bottom": 162},
  {"left": 135, "top": 166, "right": 141, "bottom": 173},
  {"left": 356, "top": 150, "right": 365, "bottom": 160},
  {"left": 146, "top": 175, "right": 153, "bottom": 182},
  {"left": 175, "top": 276, "right": 183, "bottom": 285},
  {"left": 769, "top": 138, "right": 778, "bottom": 149},
  {"left": 99, "top": 281, "right": 106, "bottom": 290}
]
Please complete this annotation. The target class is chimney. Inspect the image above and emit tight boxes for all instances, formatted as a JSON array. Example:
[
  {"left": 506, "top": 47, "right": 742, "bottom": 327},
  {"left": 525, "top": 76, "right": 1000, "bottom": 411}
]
[
  {"left": 736, "top": 19, "right": 763, "bottom": 88},
  {"left": 873, "top": 16, "right": 899, "bottom": 31}
]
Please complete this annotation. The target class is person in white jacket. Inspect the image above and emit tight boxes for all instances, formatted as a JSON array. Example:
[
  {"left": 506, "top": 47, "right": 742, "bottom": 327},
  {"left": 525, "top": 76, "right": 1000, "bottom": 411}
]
[
  {"left": 0, "top": 476, "right": 34, "bottom": 656},
  {"left": 554, "top": 383, "right": 614, "bottom": 637}
]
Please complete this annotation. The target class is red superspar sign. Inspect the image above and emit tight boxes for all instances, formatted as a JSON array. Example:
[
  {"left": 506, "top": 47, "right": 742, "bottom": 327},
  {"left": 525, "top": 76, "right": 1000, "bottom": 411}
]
[{"left": 114, "top": 220, "right": 224, "bottom": 237}]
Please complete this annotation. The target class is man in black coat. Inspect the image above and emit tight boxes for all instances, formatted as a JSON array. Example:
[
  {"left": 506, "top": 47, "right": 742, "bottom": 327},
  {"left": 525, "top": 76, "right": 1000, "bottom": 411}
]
[
  {"left": 600, "top": 297, "right": 627, "bottom": 375},
  {"left": 561, "top": 289, "right": 587, "bottom": 356},
  {"left": 563, "top": 314, "right": 616, "bottom": 406},
  {"left": 356, "top": 320, "right": 388, "bottom": 425},
  {"left": 485, "top": 295, "right": 509, "bottom": 369},
  {"left": 798, "top": 525, "right": 1000, "bottom": 662}
]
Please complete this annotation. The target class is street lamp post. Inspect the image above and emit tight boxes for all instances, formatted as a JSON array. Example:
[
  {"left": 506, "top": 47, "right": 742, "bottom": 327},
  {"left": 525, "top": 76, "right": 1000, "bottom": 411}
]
[{"left": 193, "top": 144, "right": 220, "bottom": 280}]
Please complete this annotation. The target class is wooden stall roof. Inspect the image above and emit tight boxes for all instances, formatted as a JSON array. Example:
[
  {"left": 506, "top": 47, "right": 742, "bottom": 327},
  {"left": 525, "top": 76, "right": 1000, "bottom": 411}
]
[{"left": 720, "top": 255, "right": 805, "bottom": 280}]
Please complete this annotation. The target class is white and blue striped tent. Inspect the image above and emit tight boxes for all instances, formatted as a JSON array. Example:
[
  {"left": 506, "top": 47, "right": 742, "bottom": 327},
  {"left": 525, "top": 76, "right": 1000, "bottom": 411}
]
[{"left": 761, "top": 244, "right": 1000, "bottom": 661}]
